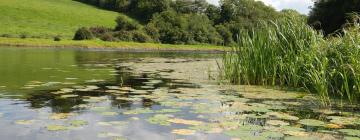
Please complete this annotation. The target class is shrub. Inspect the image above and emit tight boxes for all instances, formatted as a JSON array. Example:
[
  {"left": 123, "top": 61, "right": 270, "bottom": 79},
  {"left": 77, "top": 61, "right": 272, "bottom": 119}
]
[
  {"left": 113, "top": 31, "right": 133, "bottom": 42},
  {"left": 131, "top": 31, "right": 152, "bottom": 43},
  {"left": 89, "top": 26, "right": 112, "bottom": 38},
  {"left": 54, "top": 35, "right": 61, "bottom": 41},
  {"left": 115, "top": 15, "right": 140, "bottom": 31},
  {"left": 20, "top": 33, "right": 27, "bottom": 39},
  {"left": 100, "top": 32, "right": 117, "bottom": 41},
  {"left": 73, "top": 27, "right": 94, "bottom": 40}
]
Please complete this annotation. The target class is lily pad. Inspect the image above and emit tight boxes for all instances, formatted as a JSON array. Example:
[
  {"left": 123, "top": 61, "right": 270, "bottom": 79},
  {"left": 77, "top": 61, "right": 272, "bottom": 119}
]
[
  {"left": 298, "top": 119, "right": 326, "bottom": 127},
  {"left": 15, "top": 120, "right": 35, "bottom": 125},
  {"left": 101, "top": 112, "right": 119, "bottom": 116},
  {"left": 261, "top": 131, "right": 284, "bottom": 139},
  {"left": 266, "top": 120, "right": 290, "bottom": 126},
  {"left": 339, "top": 129, "right": 360, "bottom": 137},
  {"left": 345, "top": 137, "right": 360, "bottom": 140},
  {"left": 60, "top": 94, "right": 79, "bottom": 98},
  {"left": 223, "top": 125, "right": 265, "bottom": 139},
  {"left": 50, "top": 113, "right": 75, "bottom": 120},
  {"left": 267, "top": 112, "right": 299, "bottom": 121},
  {"left": 284, "top": 136, "right": 318, "bottom": 140},
  {"left": 123, "top": 108, "right": 154, "bottom": 115},
  {"left": 327, "top": 116, "right": 360, "bottom": 126},
  {"left": 146, "top": 114, "right": 173, "bottom": 126},
  {"left": 70, "top": 120, "right": 88, "bottom": 127},
  {"left": 168, "top": 118, "right": 203, "bottom": 126},
  {"left": 97, "top": 132, "right": 122, "bottom": 138},
  {"left": 156, "top": 109, "right": 181, "bottom": 113},
  {"left": 171, "top": 129, "right": 196, "bottom": 135},
  {"left": 47, "top": 125, "right": 68, "bottom": 131}
]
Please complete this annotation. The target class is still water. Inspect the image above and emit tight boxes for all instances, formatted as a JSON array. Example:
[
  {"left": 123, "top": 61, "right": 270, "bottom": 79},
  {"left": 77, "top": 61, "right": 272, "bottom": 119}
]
[{"left": 0, "top": 47, "right": 359, "bottom": 140}]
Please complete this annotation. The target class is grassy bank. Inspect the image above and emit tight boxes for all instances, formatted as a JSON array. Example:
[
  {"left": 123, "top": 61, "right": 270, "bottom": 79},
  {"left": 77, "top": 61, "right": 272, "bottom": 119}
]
[
  {"left": 0, "top": 37, "right": 227, "bottom": 52},
  {"left": 221, "top": 17, "right": 360, "bottom": 105},
  {"left": 0, "top": 0, "right": 122, "bottom": 39}
]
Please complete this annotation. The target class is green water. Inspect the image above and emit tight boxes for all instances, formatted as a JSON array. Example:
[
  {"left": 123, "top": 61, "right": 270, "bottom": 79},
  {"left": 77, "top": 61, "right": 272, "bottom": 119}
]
[{"left": 0, "top": 47, "right": 359, "bottom": 140}]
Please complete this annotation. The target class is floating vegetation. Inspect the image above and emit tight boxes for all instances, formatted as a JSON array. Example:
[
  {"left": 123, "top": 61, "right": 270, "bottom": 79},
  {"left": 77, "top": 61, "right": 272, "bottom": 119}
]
[
  {"left": 60, "top": 94, "right": 79, "bottom": 98},
  {"left": 15, "top": 120, "right": 35, "bottom": 125},
  {"left": 298, "top": 119, "right": 326, "bottom": 127},
  {"left": 123, "top": 108, "right": 154, "bottom": 115},
  {"left": 327, "top": 116, "right": 360, "bottom": 126},
  {"left": 101, "top": 112, "right": 119, "bottom": 116},
  {"left": 50, "top": 113, "right": 75, "bottom": 120},
  {"left": 168, "top": 118, "right": 203, "bottom": 126},
  {"left": 155, "top": 109, "right": 181, "bottom": 113},
  {"left": 171, "top": 129, "right": 196, "bottom": 135},
  {"left": 266, "top": 120, "right": 290, "bottom": 126},
  {"left": 97, "top": 121, "right": 128, "bottom": 127},
  {"left": 339, "top": 129, "right": 360, "bottom": 137},
  {"left": 223, "top": 124, "right": 264, "bottom": 139},
  {"left": 97, "top": 132, "right": 122, "bottom": 138},
  {"left": 267, "top": 112, "right": 299, "bottom": 121},
  {"left": 146, "top": 114, "right": 173, "bottom": 126},
  {"left": 70, "top": 120, "right": 88, "bottom": 127},
  {"left": 47, "top": 125, "right": 68, "bottom": 131}
]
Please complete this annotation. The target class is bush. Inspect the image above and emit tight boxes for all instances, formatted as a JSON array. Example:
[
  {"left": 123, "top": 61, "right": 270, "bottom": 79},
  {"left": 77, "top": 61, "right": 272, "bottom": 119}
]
[
  {"left": 20, "top": 33, "right": 27, "bottom": 39},
  {"left": 100, "top": 33, "right": 117, "bottom": 41},
  {"left": 115, "top": 15, "right": 140, "bottom": 31},
  {"left": 113, "top": 31, "right": 133, "bottom": 42},
  {"left": 54, "top": 35, "right": 61, "bottom": 41},
  {"left": 89, "top": 26, "right": 112, "bottom": 38},
  {"left": 131, "top": 31, "right": 152, "bottom": 43},
  {"left": 73, "top": 27, "right": 94, "bottom": 40}
]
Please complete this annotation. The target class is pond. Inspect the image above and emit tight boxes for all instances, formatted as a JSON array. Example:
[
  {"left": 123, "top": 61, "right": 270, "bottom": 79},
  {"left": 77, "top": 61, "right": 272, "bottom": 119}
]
[{"left": 0, "top": 47, "right": 359, "bottom": 140}]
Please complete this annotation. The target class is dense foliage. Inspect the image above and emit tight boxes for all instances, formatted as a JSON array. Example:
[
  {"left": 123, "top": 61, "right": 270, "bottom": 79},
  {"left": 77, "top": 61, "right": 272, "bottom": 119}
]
[
  {"left": 74, "top": 0, "right": 281, "bottom": 45},
  {"left": 308, "top": 0, "right": 360, "bottom": 35},
  {"left": 222, "top": 16, "right": 360, "bottom": 105}
]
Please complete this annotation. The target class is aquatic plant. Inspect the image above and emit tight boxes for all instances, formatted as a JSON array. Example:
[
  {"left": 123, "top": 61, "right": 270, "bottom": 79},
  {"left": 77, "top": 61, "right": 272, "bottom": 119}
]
[{"left": 221, "top": 16, "right": 360, "bottom": 105}]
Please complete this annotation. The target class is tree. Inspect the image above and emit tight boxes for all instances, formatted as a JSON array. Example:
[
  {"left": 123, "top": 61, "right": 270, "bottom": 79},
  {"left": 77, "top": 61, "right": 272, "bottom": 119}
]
[{"left": 308, "top": 0, "right": 360, "bottom": 35}]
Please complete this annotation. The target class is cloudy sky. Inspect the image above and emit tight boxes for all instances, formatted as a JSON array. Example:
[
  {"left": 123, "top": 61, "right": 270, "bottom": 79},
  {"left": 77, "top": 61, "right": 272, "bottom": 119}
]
[{"left": 207, "top": 0, "right": 314, "bottom": 15}]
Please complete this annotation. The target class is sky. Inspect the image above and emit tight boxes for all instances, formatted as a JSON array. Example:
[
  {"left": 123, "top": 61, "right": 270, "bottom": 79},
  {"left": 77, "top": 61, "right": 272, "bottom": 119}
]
[{"left": 206, "top": 0, "right": 314, "bottom": 15}]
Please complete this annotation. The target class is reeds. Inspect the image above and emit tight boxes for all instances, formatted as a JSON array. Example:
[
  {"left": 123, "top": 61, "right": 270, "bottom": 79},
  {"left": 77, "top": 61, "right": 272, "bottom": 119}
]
[{"left": 222, "top": 16, "right": 360, "bottom": 105}]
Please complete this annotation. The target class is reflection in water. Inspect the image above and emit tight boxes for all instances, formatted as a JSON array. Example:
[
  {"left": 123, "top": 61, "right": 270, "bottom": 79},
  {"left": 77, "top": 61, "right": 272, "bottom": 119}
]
[{"left": 0, "top": 47, "right": 359, "bottom": 140}]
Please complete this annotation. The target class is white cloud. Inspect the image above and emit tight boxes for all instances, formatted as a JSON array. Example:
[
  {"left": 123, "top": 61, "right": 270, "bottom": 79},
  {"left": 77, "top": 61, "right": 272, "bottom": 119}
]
[{"left": 206, "top": 0, "right": 314, "bottom": 14}]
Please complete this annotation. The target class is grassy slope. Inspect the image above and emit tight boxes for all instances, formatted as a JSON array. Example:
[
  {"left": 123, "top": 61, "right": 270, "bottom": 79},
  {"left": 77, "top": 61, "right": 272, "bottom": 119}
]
[
  {"left": 0, "top": 0, "right": 120, "bottom": 38},
  {"left": 0, "top": 37, "right": 227, "bottom": 52}
]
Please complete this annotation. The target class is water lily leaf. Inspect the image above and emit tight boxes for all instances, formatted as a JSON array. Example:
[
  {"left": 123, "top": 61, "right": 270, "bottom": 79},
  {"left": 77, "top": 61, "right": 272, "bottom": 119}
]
[
  {"left": 123, "top": 108, "right": 153, "bottom": 115},
  {"left": 339, "top": 129, "right": 360, "bottom": 137},
  {"left": 47, "top": 125, "right": 68, "bottom": 131},
  {"left": 267, "top": 112, "right": 299, "bottom": 121},
  {"left": 325, "top": 123, "right": 343, "bottom": 129},
  {"left": 70, "top": 120, "right": 88, "bottom": 127},
  {"left": 284, "top": 136, "right": 318, "bottom": 140},
  {"left": 60, "top": 94, "right": 79, "bottom": 98},
  {"left": 156, "top": 109, "right": 181, "bottom": 113},
  {"left": 261, "top": 131, "right": 284, "bottom": 139},
  {"left": 97, "top": 132, "right": 122, "bottom": 138},
  {"left": 298, "top": 119, "right": 325, "bottom": 127},
  {"left": 266, "top": 120, "right": 290, "bottom": 126},
  {"left": 171, "top": 129, "right": 196, "bottom": 135},
  {"left": 146, "top": 114, "right": 173, "bottom": 126},
  {"left": 327, "top": 116, "right": 360, "bottom": 126},
  {"left": 119, "top": 87, "right": 134, "bottom": 91},
  {"left": 101, "top": 112, "right": 119, "bottom": 116},
  {"left": 223, "top": 125, "right": 265, "bottom": 140},
  {"left": 97, "top": 121, "right": 128, "bottom": 126},
  {"left": 345, "top": 137, "right": 360, "bottom": 140},
  {"left": 168, "top": 118, "right": 203, "bottom": 126},
  {"left": 15, "top": 120, "right": 35, "bottom": 125},
  {"left": 106, "top": 86, "right": 121, "bottom": 90},
  {"left": 50, "top": 113, "right": 75, "bottom": 120}
]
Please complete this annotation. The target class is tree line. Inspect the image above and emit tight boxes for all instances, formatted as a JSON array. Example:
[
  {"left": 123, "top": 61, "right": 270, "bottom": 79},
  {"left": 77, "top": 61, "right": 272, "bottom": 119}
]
[{"left": 74, "top": 0, "right": 360, "bottom": 45}]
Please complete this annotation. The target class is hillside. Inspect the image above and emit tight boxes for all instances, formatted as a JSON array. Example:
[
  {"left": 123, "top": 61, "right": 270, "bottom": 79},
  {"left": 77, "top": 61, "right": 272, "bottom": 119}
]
[{"left": 0, "top": 0, "right": 122, "bottom": 39}]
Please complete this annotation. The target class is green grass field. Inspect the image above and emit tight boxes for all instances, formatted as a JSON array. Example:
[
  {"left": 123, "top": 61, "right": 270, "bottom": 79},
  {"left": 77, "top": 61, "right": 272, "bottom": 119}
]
[{"left": 0, "top": 0, "right": 120, "bottom": 39}]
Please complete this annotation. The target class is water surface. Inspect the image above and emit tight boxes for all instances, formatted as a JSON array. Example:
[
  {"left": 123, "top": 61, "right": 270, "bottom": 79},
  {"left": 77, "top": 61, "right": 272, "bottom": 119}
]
[{"left": 0, "top": 47, "right": 359, "bottom": 140}]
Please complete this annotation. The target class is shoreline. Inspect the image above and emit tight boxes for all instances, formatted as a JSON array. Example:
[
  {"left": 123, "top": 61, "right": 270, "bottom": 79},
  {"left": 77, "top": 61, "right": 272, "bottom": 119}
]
[{"left": 0, "top": 37, "right": 228, "bottom": 53}]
